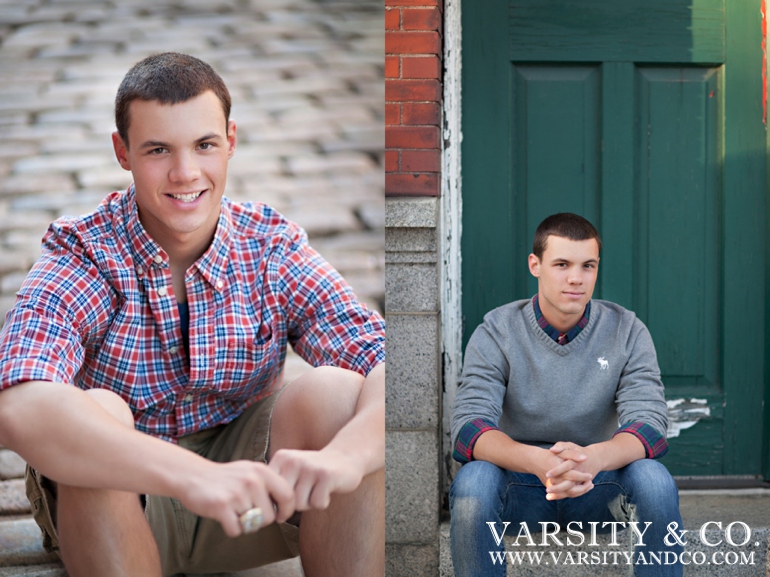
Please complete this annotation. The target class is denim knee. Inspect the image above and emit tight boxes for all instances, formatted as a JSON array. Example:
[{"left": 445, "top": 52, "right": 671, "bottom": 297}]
[
  {"left": 450, "top": 461, "right": 507, "bottom": 525},
  {"left": 618, "top": 459, "right": 679, "bottom": 513}
]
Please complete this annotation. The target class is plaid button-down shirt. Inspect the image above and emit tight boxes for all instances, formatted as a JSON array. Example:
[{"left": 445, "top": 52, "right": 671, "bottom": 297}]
[{"left": 0, "top": 186, "right": 385, "bottom": 442}]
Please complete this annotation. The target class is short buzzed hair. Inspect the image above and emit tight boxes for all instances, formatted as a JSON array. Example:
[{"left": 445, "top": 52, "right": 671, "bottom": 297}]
[
  {"left": 532, "top": 213, "right": 602, "bottom": 259},
  {"left": 115, "top": 52, "right": 231, "bottom": 147}
]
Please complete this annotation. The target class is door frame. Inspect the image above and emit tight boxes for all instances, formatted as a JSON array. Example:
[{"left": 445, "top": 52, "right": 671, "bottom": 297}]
[{"left": 440, "top": 0, "right": 463, "bottom": 483}]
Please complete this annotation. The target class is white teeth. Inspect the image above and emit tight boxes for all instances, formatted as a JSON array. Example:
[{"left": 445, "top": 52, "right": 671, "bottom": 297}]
[{"left": 171, "top": 192, "right": 202, "bottom": 203}]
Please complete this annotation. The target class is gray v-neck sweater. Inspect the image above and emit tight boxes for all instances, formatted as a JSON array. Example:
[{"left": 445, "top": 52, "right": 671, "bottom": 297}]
[{"left": 451, "top": 298, "right": 668, "bottom": 451}]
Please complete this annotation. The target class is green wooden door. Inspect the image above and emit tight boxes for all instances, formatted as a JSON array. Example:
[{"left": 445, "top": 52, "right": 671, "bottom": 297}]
[{"left": 461, "top": 0, "right": 768, "bottom": 477}]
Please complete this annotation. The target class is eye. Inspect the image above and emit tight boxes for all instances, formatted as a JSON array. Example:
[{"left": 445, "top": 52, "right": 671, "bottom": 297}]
[
  {"left": 148, "top": 147, "right": 167, "bottom": 155},
  {"left": 199, "top": 142, "right": 214, "bottom": 150}
]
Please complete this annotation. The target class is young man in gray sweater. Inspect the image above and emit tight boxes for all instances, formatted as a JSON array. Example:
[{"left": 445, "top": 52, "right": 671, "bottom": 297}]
[{"left": 450, "top": 213, "right": 682, "bottom": 577}]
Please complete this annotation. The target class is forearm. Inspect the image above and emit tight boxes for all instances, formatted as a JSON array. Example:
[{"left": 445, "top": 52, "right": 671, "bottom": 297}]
[
  {"left": 586, "top": 432, "right": 646, "bottom": 472},
  {"left": 0, "top": 381, "right": 207, "bottom": 498},
  {"left": 321, "top": 362, "right": 384, "bottom": 476},
  {"left": 472, "top": 429, "right": 549, "bottom": 475}
]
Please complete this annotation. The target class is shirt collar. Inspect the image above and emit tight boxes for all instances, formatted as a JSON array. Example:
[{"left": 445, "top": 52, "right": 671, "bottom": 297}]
[
  {"left": 125, "top": 185, "right": 169, "bottom": 272},
  {"left": 532, "top": 294, "right": 591, "bottom": 345},
  {"left": 124, "top": 185, "right": 232, "bottom": 291},
  {"left": 193, "top": 202, "right": 232, "bottom": 292}
]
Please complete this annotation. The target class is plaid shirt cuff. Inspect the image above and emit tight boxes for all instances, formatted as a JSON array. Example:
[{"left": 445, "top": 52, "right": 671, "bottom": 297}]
[
  {"left": 615, "top": 421, "right": 669, "bottom": 459},
  {"left": 453, "top": 418, "right": 499, "bottom": 464}
]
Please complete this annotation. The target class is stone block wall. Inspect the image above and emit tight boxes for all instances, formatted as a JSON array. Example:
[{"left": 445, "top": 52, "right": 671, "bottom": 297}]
[
  {"left": 385, "top": 197, "right": 441, "bottom": 576},
  {"left": 386, "top": 1, "right": 445, "bottom": 573}
]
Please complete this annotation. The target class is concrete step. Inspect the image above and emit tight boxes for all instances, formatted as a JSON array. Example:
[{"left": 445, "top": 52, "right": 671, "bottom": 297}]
[
  {"left": 0, "top": 519, "right": 57, "bottom": 568},
  {"left": 0, "top": 561, "right": 305, "bottom": 577},
  {"left": 440, "top": 489, "right": 770, "bottom": 576},
  {"left": 0, "top": 480, "right": 30, "bottom": 516},
  {"left": 0, "top": 517, "right": 304, "bottom": 577},
  {"left": 182, "top": 559, "right": 305, "bottom": 577},
  {"left": 0, "top": 452, "right": 26, "bottom": 481},
  {"left": 0, "top": 566, "right": 65, "bottom": 577}
]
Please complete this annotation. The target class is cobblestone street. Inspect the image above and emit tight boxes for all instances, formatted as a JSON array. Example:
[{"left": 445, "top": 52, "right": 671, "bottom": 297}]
[{"left": 0, "top": 0, "right": 383, "bottom": 574}]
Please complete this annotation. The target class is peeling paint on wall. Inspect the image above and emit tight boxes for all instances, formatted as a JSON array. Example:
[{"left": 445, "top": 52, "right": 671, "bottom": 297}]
[
  {"left": 441, "top": 0, "right": 464, "bottom": 487},
  {"left": 666, "top": 398, "right": 710, "bottom": 438}
]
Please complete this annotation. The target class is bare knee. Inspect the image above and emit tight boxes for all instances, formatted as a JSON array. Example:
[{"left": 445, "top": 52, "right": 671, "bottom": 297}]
[
  {"left": 295, "top": 367, "right": 364, "bottom": 426},
  {"left": 85, "top": 389, "right": 135, "bottom": 429},
  {"left": 270, "top": 367, "right": 364, "bottom": 453},
  {"left": 303, "top": 366, "right": 364, "bottom": 396}
]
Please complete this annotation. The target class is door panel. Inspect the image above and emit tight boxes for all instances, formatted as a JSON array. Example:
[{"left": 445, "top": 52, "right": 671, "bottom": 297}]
[
  {"left": 636, "top": 67, "right": 721, "bottom": 385},
  {"left": 512, "top": 65, "right": 601, "bottom": 299}
]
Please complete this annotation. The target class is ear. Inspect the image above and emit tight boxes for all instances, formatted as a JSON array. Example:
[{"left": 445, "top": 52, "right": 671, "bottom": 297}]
[
  {"left": 112, "top": 132, "right": 131, "bottom": 171},
  {"left": 226, "top": 120, "right": 237, "bottom": 159},
  {"left": 528, "top": 253, "right": 541, "bottom": 278}
]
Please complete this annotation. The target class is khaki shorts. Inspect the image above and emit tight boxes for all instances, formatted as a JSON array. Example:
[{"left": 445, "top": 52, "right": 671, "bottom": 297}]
[{"left": 25, "top": 387, "right": 300, "bottom": 576}]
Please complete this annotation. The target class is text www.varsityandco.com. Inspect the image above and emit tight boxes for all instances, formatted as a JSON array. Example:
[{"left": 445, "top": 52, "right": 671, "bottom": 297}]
[
  {"left": 491, "top": 549, "right": 756, "bottom": 567},
  {"left": 486, "top": 521, "right": 758, "bottom": 568}
]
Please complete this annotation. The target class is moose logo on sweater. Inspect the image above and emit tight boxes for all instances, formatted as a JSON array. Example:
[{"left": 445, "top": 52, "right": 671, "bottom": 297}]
[{"left": 597, "top": 357, "right": 609, "bottom": 370}]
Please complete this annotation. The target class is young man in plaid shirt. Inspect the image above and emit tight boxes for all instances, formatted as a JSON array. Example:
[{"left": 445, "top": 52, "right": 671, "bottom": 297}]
[{"left": 0, "top": 53, "right": 384, "bottom": 576}]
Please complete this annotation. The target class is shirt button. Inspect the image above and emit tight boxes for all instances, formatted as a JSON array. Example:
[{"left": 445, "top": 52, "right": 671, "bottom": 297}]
[
  {"left": 169, "top": 346, "right": 178, "bottom": 355},
  {"left": 136, "top": 266, "right": 144, "bottom": 276},
  {"left": 154, "top": 254, "right": 163, "bottom": 264},
  {"left": 184, "top": 394, "right": 193, "bottom": 402},
  {"left": 216, "top": 280, "right": 224, "bottom": 289},
  {"left": 157, "top": 286, "right": 167, "bottom": 297}
]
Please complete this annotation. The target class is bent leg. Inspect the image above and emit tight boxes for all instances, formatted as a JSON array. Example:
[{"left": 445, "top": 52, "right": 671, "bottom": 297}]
[
  {"left": 588, "top": 459, "right": 683, "bottom": 577},
  {"left": 269, "top": 366, "right": 383, "bottom": 577},
  {"left": 57, "top": 389, "right": 162, "bottom": 577},
  {"left": 450, "top": 461, "right": 553, "bottom": 577}
]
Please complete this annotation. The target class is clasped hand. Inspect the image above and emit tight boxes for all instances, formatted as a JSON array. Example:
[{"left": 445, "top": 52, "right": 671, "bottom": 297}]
[
  {"left": 268, "top": 447, "right": 363, "bottom": 512},
  {"left": 537, "top": 442, "right": 599, "bottom": 501},
  {"left": 180, "top": 448, "right": 363, "bottom": 538}
]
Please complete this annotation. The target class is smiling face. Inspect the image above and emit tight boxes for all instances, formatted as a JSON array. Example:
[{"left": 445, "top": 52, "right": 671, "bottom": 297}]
[
  {"left": 112, "top": 90, "right": 236, "bottom": 260},
  {"left": 528, "top": 235, "right": 600, "bottom": 333}
]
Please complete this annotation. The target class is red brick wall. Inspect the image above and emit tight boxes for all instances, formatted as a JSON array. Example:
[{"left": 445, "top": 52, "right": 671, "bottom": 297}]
[{"left": 385, "top": 0, "right": 443, "bottom": 196}]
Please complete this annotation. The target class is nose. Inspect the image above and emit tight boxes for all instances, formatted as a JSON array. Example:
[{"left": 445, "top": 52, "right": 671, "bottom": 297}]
[
  {"left": 168, "top": 151, "right": 200, "bottom": 184},
  {"left": 567, "top": 266, "right": 583, "bottom": 284}
]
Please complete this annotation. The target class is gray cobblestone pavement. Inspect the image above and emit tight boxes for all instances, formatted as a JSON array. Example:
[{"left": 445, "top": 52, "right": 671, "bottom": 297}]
[
  {"left": 0, "top": 0, "right": 383, "bottom": 378},
  {"left": 0, "top": 0, "right": 383, "bottom": 574}
]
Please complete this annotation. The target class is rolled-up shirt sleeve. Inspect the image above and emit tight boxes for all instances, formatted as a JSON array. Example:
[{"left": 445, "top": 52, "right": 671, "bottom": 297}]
[
  {"left": 615, "top": 421, "right": 669, "bottom": 459},
  {"left": 273, "top": 224, "right": 384, "bottom": 377},
  {"left": 0, "top": 225, "right": 116, "bottom": 390},
  {"left": 451, "top": 319, "right": 509, "bottom": 463},
  {"left": 453, "top": 418, "right": 500, "bottom": 464}
]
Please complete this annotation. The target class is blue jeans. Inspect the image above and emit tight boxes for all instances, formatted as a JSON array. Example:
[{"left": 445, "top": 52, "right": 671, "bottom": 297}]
[{"left": 450, "top": 459, "right": 683, "bottom": 577}]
